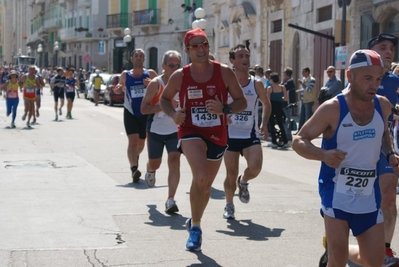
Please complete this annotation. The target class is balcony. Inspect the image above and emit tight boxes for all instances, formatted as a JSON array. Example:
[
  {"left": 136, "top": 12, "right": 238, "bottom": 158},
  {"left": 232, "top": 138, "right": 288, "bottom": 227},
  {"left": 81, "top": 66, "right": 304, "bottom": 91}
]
[
  {"left": 59, "top": 28, "right": 77, "bottom": 42},
  {"left": 38, "top": 29, "right": 49, "bottom": 38},
  {"left": 58, "top": 0, "right": 65, "bottom": 6},
  {"left": 26, "top": 31, "right": 40, "bottom": 45},
  {"left": 168, "top": 13, "right": 193, "bottom": 32},
  {"left": 133, "top": 9, "right": 160, "bottom": 27},
  {"left": 77, "top": 0, "right": 90, "bottom": 7},
  {"left": 106, "top": 13, "right": 131, "bottom": 31},
  {"left": 44, "top": 17, "right": 62, "bottom": 30}
]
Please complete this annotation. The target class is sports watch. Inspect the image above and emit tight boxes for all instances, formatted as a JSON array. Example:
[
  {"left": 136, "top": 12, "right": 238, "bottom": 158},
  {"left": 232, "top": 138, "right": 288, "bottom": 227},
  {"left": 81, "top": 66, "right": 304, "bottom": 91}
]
[{"left": 222, "top": 104, "right": 232, "bottom": 115}]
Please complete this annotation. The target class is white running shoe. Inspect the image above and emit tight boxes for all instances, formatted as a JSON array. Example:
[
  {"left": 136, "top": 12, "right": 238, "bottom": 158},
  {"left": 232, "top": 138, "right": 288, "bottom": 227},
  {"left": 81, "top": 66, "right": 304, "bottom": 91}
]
[
  {"left": 223, "top": 204, "right": 235, "bottom": 219},
  {"left": 145, "top": 171, "right": 156, "bottom": 187},
  {"left": 165, "top": 198, "right": 179, "bottom": 214}
]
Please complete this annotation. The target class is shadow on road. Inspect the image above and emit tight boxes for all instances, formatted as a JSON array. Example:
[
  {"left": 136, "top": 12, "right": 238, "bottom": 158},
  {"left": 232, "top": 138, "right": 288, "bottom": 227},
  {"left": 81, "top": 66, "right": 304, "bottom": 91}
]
[
  {"left": 144, "top": 204, "right": 187, "bottom": 230},
  {"left": 116, "top": 182, "right": 167, "bottom": 190},
  {"left": 210, "top": 187, "right": 226, "bottom": 200},
  {"left": 216, "top": 219, "right": 284, "bottom": 241},
  {"left": 186, "top": 251, "right": 223, "bottom": 267}
]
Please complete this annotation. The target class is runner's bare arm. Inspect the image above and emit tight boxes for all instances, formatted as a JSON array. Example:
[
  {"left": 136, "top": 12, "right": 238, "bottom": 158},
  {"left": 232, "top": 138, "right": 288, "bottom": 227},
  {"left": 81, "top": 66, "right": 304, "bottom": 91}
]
[
  {"left": 141, "top": 79, "right": 162, "bottom": 115},
  {"left": 292, "top": 100, "right": 346, "bottom": 168},
  {"left": 143, "top": 69, "right": 158, "bottom": 87},
  {"left": 113, "top": 71, "right": 127, "bottom": 94},
  {"left": 204, "top": 65, "right": 246, "bottom": 115},
  {"left": 222, "top": 66, "right": 246, "bottom": 114},
  {"left": 379, "top": 96, "right": 399, "bottom": 173},
  {"left": 256, "top": 80, "right": 271, "bottom": 129},
  {"left": 160, "top": 70, "right": 185, "bottom": 125}
]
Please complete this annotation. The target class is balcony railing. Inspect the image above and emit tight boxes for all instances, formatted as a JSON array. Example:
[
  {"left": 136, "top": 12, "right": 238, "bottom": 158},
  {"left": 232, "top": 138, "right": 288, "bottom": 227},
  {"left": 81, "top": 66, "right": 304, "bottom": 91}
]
[
  {"left": 77, "top": 0, "right": 90, "bottom": 7},
  {"left": 106, "top": 13, "right": 131, "bottom": 29},
  {"left": 44, "top": 17, "right": 62, "bottom": 30},
  {"left": 59, "top": 28, "right": 77, "bottom": 40},
  {"left": 27, "top": 31, "right": 40, "bottom": 45},
  {"left": 133, "top": 9, "right": 160, "bottom": 26}
]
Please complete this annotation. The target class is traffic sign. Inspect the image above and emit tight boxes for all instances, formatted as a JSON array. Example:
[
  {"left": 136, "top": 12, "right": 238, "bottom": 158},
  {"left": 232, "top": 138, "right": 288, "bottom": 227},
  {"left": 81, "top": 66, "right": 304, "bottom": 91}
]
[{"left": 83, "top": 54, "right": 91, "bottom": 63}]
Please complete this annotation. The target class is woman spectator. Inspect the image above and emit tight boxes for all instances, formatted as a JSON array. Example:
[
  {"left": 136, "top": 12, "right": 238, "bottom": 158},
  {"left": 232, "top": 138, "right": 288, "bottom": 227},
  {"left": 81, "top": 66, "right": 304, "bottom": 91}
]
[{"left": 266, "top": 72, "right": 289, "bottom": 148}]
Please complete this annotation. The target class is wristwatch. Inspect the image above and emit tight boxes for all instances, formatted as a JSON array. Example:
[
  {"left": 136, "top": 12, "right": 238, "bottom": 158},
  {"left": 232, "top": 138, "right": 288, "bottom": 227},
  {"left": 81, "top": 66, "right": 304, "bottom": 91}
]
[
  {"left": 386, "top": 151, "right": 396, "bottom": 162},
  {"left": 222, "top": 104, "right": 232, "bottom": 114}
]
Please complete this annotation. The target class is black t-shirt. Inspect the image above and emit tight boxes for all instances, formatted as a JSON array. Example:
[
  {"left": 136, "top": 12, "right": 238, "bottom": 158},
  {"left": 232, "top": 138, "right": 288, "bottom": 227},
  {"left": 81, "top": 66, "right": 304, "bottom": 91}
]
[
  {"left": 51, "top": 75, "right": 66, "bottom": 91},
  {"left": 282, "top": 78, "right": 296, "bottom": 104}
]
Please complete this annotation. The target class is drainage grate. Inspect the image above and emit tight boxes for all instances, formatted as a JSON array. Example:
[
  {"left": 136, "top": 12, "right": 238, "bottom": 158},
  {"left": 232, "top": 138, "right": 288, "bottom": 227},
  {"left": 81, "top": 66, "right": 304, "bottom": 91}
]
[{"left": 4, "top": 160, "right": 56, "bottom": 169}]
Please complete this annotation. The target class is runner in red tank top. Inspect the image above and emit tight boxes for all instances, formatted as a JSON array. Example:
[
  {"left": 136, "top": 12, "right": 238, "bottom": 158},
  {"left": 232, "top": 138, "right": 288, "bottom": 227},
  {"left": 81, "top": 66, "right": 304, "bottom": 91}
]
[{"left": 160, "top": 28, "right": 247, "bottom": 251}]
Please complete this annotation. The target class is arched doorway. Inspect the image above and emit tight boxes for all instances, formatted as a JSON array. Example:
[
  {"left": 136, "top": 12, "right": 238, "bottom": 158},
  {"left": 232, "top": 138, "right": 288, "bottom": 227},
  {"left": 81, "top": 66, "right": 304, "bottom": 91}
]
[{"left": 149, "top": 47, "right": 158, "bottom": 72}]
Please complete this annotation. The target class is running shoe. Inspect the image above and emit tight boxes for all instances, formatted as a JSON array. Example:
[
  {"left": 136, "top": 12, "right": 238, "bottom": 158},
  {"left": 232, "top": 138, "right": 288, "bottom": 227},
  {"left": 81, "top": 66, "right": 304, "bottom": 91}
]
[
  {"left": 383, "top": 248, "right": 399, "bottom": 267},
  {"left": 165, "top": 198, "right": 179, "bottom": 214},
  {"left": 55, "top": 114, "right": 58, "bottom": 121},
  {"left": 95, "top": 103, "right": 98, "bottom": 106},
  {"left": 11, "top": 122, "right": 16, "bottom": 129},
  {"left": 36, "top": 110, "right": 40, "bottom": 117},
  {"left": 223, "top": 204, "right": 235, "bottom": 219},
  {"left": 271, "top": 143, "right": 278, "bottom": 149},
  {"left": 145, "top": 171, "right": 156, "bottom": 187},
  {"left": 32, "top": 118, "right": 36, "bottom": 124},
  {"left": 6, "top": 112, "right": 10, "bottom": 117},
  {"left": 186, "top": 226, "right": 202, "bottom": 251},
  {"left": 22, "top": 113, "right": 26, "bottom": 121},
  {"left": 237, "top": 175, "right": 250, "bottom": 203},
  {"left": 59, "top": 108, "right": 62, "bottom": 115},
  {"left": 318, "top": 236, "right": 328, "bottom": 267},
  {"left": 132, "top": 169, "right": 141, "bottom": 183},
  {"left": 185, "top": 218, "right": 192, "bottom": 232},
  {"left": 26, "top": 122, "right": 31, "bottom": 129}
]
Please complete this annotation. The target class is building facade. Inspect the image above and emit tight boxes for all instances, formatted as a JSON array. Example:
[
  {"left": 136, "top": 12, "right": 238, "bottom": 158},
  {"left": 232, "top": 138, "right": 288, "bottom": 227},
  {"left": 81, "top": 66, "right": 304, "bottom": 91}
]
[{"left": 2, "top": 0, "right": 399, "bottom": 80}]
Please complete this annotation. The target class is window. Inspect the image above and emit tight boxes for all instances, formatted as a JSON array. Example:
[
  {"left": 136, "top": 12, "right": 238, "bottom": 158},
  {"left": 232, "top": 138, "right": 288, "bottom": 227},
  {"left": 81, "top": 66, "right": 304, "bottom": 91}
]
[
  {"left": 317, "top": 5, "right": 332, "bottom": 23},
  {"left": 272, "top": 19, "right": 282, "bottom": 33}
]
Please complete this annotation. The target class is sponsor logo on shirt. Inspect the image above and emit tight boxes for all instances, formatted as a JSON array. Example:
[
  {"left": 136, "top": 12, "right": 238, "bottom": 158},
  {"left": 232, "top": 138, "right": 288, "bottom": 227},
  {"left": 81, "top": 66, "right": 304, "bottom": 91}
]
[
  {"left": 353, "top": 128, "right": 376, "bottom": 140},
  {"left": 206, "top": 85, "right": 216, "bottom": 96}
]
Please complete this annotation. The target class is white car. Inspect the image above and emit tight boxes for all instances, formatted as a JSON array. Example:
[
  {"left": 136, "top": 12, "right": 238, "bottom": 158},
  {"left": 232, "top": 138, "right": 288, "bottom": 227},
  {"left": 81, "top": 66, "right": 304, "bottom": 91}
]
[{"left": 86, "top": 73, "right": 111, "bottom": 102}]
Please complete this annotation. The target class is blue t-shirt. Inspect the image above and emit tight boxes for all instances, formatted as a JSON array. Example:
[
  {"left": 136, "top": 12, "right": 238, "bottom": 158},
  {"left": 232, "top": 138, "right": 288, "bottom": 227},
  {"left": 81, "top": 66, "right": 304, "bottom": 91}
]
[{"left": 376, "top": 72, "right": 399, "bottom": 122}]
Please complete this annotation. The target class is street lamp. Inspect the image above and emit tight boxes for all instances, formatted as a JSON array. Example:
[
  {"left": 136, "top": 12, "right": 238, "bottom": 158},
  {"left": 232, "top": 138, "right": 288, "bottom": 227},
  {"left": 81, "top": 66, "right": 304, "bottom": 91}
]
[
  {"left": 37, "top": 44, "right": 43, "bottom": 68},
  {"left": 192, "top": 8, "right": 207, "bottom": 30},
  {"left": 54, "top": 41, "right": 59, "bottom": 66},
  {"left": 27, "top": 46, "right": 31, "bottom": 56},
  {"left": 123, "top": 28, "right": 132, "bottom": 69}
]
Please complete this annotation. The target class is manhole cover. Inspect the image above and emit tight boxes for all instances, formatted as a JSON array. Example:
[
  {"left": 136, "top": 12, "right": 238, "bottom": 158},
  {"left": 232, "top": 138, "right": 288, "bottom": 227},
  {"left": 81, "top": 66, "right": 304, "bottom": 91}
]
[{"left": 4, "top": 160, "right": 56, "bottom": 169}]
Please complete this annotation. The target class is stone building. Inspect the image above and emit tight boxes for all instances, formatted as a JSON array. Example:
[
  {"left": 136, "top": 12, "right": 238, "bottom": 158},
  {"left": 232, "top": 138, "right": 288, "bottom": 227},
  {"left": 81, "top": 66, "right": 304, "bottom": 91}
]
[{"left": 2, "top": 0, "right": 399, "bottom": 80}]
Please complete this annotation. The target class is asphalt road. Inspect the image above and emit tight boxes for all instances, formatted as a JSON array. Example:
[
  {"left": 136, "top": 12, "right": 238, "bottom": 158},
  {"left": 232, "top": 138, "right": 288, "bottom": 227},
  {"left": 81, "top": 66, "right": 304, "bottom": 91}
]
[{"left": 0, "top": 87, "right": 397, "bottom": 267}]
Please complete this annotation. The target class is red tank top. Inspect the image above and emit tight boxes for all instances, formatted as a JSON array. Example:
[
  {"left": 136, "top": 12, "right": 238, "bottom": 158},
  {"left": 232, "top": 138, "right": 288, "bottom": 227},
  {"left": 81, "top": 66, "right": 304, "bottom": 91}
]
[{"left": 179, "top": 61, "right": 228, "bottom": 146}]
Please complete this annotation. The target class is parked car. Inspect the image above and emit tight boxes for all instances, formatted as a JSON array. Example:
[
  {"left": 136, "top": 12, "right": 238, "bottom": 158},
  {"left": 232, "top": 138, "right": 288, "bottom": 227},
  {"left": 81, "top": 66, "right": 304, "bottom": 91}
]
[
  {"left": 84, "top": 73, "right": 95, "bottom": 99},
  {"left": 103, "top": 74, "right": 124, "bottom": 106},
  {"left": 86, "top": 73, "right": 111, "bottom": 102}
]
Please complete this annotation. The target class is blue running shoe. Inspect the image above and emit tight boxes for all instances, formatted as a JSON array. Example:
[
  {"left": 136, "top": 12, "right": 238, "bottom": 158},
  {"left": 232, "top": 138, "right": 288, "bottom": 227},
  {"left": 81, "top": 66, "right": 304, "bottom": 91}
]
[
  {"left": 185, "top": 218, "right": 191, "bottom": 233},
  {"left": 186, "top": 226, "right": 202, "bottom": 252}
]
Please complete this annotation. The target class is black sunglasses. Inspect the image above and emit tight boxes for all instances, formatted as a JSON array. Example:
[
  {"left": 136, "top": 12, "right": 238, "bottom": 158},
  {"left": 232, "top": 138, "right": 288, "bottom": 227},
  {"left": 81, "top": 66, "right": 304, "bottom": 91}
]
[
  {"left": 186, "top": 41, "right": 209, "bottom": 50},
  {"left": 167, "top": 63, "right": 181, "bottom": 69},
  {"left": 326, "top": 71, "right": 333, "bottom": 73}
]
